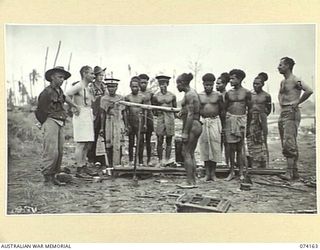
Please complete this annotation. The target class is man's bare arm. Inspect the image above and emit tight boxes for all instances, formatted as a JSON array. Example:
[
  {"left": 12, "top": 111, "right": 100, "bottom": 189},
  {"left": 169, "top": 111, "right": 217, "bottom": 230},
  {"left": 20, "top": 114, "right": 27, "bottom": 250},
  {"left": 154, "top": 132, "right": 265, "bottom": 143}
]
[
  {"left": 182, "top": 93, "right": 195, "bottom": 138},
  {"left": 218, "top": 94, "right": 226, "bottom": 129},
  {"left": 298, "top": 81, "right": 313, "bottom": 105},
  {"left": 266, "top": 94, "right": 272, "bottom": 116}
]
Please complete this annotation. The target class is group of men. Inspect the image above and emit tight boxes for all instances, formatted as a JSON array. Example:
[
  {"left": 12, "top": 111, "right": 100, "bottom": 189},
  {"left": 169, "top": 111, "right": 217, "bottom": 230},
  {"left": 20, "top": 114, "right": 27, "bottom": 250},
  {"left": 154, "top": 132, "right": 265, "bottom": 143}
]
[{"left": 36, "top": 56, "right": 313, "bottom": 187}]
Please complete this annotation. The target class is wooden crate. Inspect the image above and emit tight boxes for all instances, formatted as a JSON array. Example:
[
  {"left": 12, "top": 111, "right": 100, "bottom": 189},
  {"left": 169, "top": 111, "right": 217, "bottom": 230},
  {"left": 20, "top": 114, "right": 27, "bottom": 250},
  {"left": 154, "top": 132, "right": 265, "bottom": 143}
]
[{"left": 175, "top": 194, "right": 231, "bottom": 213}]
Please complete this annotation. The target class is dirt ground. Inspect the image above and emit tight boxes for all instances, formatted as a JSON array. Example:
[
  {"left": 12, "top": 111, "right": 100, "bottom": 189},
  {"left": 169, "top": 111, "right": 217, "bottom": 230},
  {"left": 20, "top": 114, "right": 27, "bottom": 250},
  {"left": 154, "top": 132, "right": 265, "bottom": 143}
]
[{"left": 7, "top": 113, "right": 317, "bottom": 214}]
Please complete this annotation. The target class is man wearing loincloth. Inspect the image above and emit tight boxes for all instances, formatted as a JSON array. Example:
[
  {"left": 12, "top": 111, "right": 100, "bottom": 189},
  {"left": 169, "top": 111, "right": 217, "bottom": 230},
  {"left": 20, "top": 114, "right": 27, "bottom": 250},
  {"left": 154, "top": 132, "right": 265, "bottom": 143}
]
[
  {"left": 153, "top": 75, "right": 177, "bottom": 166},
  {"left": 66, "top": 65, "right": 96, "bottom": 177},
  {"left": 225, "top": 69, "right": 251, "bottom": 181},
  {"left": 198, "top": 73, "right": 225, "bottom": 181},
  {"left": 277, "top": 57, "right": 313, "bottom": 181},
  {"left": 247, "top": 72, "right": 272, "bottom": 168},
  {"left": 100, "top": 78, "right": 126, "bottom": 167},
  {"left": 138, "top": 74, "right": 154, "bottom": 166},
  {"left": 125, "top": 76, "right": 145, "bottom": 166}
]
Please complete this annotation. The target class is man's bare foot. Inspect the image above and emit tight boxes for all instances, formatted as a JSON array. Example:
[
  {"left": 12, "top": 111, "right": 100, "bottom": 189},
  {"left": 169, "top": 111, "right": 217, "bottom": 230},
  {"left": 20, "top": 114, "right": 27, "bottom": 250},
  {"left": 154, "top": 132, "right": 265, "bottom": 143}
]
[
  {"left": 212, "top": 175, "right": 218, "bottom": 181},
  {"left": 225, "top": 172, "right": 235, "bottom": 181},
  {"left": 202, "top": 176, "right": 212, "bottom": 182}
]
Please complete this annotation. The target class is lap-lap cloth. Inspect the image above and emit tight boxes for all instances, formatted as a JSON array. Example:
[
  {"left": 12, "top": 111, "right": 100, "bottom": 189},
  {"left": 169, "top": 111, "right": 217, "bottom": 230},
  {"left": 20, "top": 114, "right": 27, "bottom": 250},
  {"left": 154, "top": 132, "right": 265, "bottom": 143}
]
[
  {"left": 278, "top": 106, "right": 301, "bottom": 159},
  {"left": 225, "top": 112, "right": 247, "bottom": 143},
  {"left": 247, "top": 112, "right": 267, "bottom": 163},
  {"left": 155, "top": 111, "right": 175, "bottom": 136},
  {"left": 199, "top": 116, "right": 222, "bottom": 162}
]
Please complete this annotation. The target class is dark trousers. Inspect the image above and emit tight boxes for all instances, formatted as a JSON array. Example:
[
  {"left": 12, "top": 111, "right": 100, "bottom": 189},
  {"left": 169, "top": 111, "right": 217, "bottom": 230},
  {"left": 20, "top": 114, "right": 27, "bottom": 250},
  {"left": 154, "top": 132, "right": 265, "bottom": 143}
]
[{"left": 87, "top": 114, "right": 101, "bottom": 163}]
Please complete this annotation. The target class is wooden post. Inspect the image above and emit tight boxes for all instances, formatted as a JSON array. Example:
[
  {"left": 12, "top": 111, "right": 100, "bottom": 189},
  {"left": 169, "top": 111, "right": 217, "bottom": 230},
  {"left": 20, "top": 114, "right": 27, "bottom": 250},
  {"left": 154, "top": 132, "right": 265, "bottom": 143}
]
[
  {"left": 53, "top": 41, "right": 61, "bottom": 67},
  {"left": 44, "top": 46, "right": 49, "bottom": 88},
  {"left": 64, "top": 52, "right": 72, "bottom": 92}
]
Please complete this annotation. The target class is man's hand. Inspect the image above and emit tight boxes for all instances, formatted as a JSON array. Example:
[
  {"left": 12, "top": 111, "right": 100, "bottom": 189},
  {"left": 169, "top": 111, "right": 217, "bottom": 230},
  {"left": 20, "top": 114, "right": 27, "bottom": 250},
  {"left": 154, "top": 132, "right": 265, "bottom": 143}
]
[{"left": 72, "top": 105, "right": 81, "bottom": 116}]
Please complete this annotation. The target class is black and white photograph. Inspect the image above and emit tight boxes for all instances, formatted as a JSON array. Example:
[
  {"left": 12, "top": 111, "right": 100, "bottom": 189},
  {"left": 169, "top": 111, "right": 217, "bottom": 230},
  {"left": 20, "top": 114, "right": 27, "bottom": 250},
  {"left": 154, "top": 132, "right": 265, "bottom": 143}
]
[{"left": 6, "top": 23, "right": 316, "bottom": 214}]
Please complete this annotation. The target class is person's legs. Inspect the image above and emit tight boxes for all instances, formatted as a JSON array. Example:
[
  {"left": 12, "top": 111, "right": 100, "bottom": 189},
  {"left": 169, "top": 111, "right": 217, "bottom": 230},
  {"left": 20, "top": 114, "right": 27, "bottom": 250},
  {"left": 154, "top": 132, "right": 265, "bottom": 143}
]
[
  {"left": 138, "top": 132, "right": 144, "bottom": 165},
  {"left": 226, "top": 143, "right": 236, "bottom": 181},
  {"left": 236, "top": 141, "right": 244, "bottom": 180},
  {"left": 56, "top": 125, "right": 64, "bottom": 174},
  {"left": 280, "top": 111, "right": 300, "bottom": 181},
  {"left": 128, "top": 133, "right": 135, "bottom": 163},
  {"left": 204, "top": 161, "right": 212, "bottom": 181},
  {"left": 87, "top": 116, "right": 101, "bottom": 163},
  {"left": 146, "top": 130, "right": 152, "bottom": 164},
  {"left": 157, "top": 135, "right": 164, "bottom": 162},
  {"left": 106, "top": 147, "right": 113, "bottom": 167},
  {"left": 165, "top": 136, "right": 173, "bottom": 161},
  {"left": 41, "top": 119, "right": 60, "bottom": 180}
]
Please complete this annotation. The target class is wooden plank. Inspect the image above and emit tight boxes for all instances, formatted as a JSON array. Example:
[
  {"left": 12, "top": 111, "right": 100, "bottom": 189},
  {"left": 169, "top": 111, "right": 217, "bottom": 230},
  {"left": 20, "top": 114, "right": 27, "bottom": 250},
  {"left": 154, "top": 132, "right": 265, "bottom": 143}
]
[{"left": 113, "top": 166, "right": 286, "bottom": 175}]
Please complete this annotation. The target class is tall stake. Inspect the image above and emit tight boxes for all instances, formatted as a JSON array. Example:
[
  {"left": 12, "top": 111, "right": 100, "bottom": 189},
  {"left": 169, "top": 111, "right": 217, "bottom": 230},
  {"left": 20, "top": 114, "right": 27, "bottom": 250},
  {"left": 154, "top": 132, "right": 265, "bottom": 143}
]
[
  {"left": 64, "top": 52, "right": 72, "bottom": 92},
  {"left": 44, "top": 47, "right": 49, "bottom": 88},
  {"left": 53, "top": 41, "right": 61, "bottom": 67}
]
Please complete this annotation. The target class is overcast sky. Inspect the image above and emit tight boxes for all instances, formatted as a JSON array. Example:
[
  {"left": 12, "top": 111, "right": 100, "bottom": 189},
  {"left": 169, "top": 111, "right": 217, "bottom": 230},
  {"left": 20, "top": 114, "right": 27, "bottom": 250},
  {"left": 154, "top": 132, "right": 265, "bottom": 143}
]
[{"left": 5, "top": 24, "right": 315, "bottom": 103}]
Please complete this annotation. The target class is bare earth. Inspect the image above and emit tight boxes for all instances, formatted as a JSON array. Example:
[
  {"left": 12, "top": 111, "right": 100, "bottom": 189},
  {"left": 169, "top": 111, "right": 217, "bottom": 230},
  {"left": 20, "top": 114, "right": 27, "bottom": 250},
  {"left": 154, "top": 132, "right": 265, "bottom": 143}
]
[{"left": 7, "top": 116, "right": 316, "bottom": 214}]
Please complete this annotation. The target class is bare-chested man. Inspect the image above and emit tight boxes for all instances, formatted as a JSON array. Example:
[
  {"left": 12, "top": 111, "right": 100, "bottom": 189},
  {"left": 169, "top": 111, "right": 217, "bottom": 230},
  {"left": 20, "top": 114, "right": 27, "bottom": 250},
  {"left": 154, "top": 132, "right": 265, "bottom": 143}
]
[
  {"left": 138, "top": 74, "right": 154, "bottom": 166},
  {"left": 225, "top": 69, "right": 251, "bottom": 181},
  {"left": 176, "top": 73, "right": 202, "bottom": 188},
  {"left": 153, "top": 75, "right": 177, "bottom": 166},
  {"left": 198, "top": 73, "right": 225, "bottom": 181},
  {"left": 277, "top": 57, "right": 313, "bottom": 181},
  {"left": 125, "top": 76, "right": 145, "bottom": 166},
  {"left": 216, "top": 72, "right": 230, "bottom": 102},
  {"left": 216, "top": 72, "right": 230, "bottom": 167},
  {"left": 247, "top": 72, "right": 272, "bottom": 168}
]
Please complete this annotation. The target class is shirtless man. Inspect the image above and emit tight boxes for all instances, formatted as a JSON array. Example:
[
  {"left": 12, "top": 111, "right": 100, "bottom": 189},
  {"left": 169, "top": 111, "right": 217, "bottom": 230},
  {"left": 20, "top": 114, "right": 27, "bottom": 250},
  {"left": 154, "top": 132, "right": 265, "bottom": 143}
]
[
  {"left": 198, "top": 73, "right": 225, "bottom": 181},
  {"left": 153, "top": 75, "right": 177, "bottom": 166},
  {"left": 125, "top": 76, "right": 145, "bottom": 166},
  {"left": 277, "top": 57, "right": 313, "bottom": 181},
  {"left": 138, "top": 74, "right": 154, "bottom": 166},
  {"left": 216, "top": 72, "right": 230, "bottom": 167},
  {"left": 225, "top": 69, "right": 251, "bottom": 181},
  {"left": 247, "top": 73, "right": 272, "bottom": 168},
  {"left": 66, "top": 65, "right": 96, "bottom": 177},
  {"left": 216, "top": 72, "right": 230, "bottom": 102},
  {"left": 176, "top": 73, "right": 202, "bottom": 188}
]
